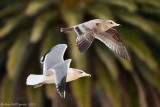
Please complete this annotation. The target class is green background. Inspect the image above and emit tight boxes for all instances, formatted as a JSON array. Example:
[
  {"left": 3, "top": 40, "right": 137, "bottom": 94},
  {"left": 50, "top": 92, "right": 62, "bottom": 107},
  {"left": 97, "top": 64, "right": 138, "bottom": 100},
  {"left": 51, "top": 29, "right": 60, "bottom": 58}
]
[{"left": 0, "top": 0, "right": 160, "bottom": 107}]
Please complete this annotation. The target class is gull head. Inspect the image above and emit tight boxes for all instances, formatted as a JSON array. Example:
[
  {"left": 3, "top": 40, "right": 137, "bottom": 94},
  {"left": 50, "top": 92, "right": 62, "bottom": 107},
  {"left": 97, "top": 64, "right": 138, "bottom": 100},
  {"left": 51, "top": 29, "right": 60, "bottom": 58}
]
[
  {"left": 67, "top": 68, "right": 91, "bottom": 82},
  {"left": 92, "top": 19, "right": 120, "bottom": 32},
  {"left": 106, "top": 20, "right": 120, "bottom": 28},
  {"left": 73, "top": 69, "right": 91, "bottom": 78}
]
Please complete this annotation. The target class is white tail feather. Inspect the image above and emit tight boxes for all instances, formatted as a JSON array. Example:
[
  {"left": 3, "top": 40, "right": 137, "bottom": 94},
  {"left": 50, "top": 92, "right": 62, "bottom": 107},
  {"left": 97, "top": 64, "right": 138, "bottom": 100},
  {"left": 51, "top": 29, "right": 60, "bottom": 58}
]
[{"left": 26, "top": 74, "right": 44, "bottom": 86}]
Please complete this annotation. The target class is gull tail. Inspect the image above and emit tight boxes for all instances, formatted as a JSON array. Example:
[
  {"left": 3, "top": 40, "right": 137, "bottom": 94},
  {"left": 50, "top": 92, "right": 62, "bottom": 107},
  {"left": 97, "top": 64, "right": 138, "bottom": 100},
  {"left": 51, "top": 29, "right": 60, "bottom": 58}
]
[
  {"left": 60, "top": 27, "right": 74, "bottom": 33},
  {"left": 26, "top": 74, "right": 44, "bottom": 88}
]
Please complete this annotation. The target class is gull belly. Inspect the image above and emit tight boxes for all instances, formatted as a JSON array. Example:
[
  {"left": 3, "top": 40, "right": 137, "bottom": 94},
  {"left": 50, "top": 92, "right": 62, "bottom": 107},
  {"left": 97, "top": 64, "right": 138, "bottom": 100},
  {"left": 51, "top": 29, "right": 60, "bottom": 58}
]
[{"left": 44, "top": 74, "right": 55, "bottom": 84}]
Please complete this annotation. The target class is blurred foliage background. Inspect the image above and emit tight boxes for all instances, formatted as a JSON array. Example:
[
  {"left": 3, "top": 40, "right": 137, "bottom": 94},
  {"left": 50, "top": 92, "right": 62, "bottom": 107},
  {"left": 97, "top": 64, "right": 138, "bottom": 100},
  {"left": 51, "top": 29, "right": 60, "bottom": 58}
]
[{"left": 0, "top": 0, "right": 160, "bottom": 107}]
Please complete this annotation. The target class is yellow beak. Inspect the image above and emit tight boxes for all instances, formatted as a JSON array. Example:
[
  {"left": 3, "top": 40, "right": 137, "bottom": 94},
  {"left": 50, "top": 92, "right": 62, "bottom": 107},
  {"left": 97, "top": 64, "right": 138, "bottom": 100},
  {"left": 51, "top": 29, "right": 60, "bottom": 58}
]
[{"left": 85, "top": 73, "right": 91, "bottom": 77}]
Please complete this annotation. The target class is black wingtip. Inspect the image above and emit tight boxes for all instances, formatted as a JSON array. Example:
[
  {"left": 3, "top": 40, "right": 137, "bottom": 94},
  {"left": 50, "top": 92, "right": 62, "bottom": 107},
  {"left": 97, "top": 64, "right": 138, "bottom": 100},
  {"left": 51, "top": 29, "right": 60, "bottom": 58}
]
[
  {"left": 55, "top": 77, "right": 66, "bottom": 98},
  {"left": 59, "top": 91, "right": 66, "bottom": 98},
  {"left": 56, "top": 84, "right": 66, "bottom": 98}
]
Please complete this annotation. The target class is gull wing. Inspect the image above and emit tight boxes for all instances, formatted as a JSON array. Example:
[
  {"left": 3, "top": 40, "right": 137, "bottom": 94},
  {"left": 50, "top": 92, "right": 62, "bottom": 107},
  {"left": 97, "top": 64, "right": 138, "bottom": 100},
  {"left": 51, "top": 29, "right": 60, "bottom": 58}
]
[
  {"left": 96, "top": 29, "right": 130, "bottom": 60},
  {"left": 75, "top": 26, "right": 95, "bottom": 52},
  {"left": 41, "top": 44, "right": 67, "bottom": 73},
  {"left": 50, "top": 59, "right": 71, "bottom": 98}
]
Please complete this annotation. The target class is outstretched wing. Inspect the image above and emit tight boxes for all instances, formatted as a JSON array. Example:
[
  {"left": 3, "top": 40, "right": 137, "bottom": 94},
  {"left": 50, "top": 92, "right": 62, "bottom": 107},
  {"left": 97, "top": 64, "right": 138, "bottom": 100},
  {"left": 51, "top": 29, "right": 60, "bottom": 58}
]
[
  {"left": 41, "top": 44, "right": 67, "bottom": 73},
  {"left": 75, "top": 26, "right": 95, "bottom": 52},
  {"left": 50, "top": 59, "right": 71, "bottom": 98},
  {"left": 96, "top": 29, "right": 130, "bottom": 60}
]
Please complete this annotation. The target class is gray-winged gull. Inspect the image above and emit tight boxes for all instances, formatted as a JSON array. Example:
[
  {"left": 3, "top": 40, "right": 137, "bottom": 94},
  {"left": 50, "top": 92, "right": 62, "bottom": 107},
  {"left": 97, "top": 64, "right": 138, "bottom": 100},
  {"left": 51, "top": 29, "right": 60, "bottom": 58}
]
[
  {"left": 60, "top": 19, "right": 130, "bottom": 60},
  {"left": 26, "top": 44, "right": 91, "bottom": 98}
]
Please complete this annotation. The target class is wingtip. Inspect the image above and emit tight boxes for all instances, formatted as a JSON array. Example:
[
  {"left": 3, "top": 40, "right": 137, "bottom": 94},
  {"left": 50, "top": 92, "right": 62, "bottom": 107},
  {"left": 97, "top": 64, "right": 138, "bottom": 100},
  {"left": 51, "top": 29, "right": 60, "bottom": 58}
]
[
  {"left": 122, "top": 56, "right": 130, "bottom": 60},
  {"left": 78, "top": 48, "right": 85, "bottom": 52},
  {"left": 117, "top": 46, "right": 130, "bottom": 61},
  {"left": 78, "top": 46, "right": 88, "bottom": 52},
  {"left": 65, "top": 59, "right": 72, "bottom": 63},
  {"left": 125, "top": 55, "right": 131, "bottom": 61},
  {"left": 55, "top": 77, "right": 66, "bottom": 98},
  {"left": 58, "top": 90, "right": 66, "bottom": 98},
  {"left": 59, "top": 44, "right": 68, "bottom": 49},
  {"left": 123, "top": 50, "right": 130, "bottom": 60},
  {"left": 119, "top": 51, "right": 130, "bottom": 60}
]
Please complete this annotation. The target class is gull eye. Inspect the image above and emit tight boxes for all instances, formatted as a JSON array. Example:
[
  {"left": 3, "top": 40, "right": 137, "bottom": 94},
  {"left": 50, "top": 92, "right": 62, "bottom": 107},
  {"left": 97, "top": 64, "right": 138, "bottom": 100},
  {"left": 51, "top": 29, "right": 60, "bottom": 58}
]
[
  {"left": 110, "top": 22, "right": 113, "bottom": 24},
  {"left": 96, "top": 23, "right": 100, "bottom": 26},
  {"left": 80, "top": 71, "right": 83, "bottom": 74}
]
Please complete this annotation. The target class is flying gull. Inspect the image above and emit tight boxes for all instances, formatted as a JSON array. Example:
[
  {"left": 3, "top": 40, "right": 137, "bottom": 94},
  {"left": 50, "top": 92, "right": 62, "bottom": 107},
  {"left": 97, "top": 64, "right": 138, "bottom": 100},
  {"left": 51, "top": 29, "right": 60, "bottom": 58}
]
[
  {"left": 26, "top": 44, "right": 91, "bottom": 98},
  {"left": 60, "top": 19, "right": 130, "bottom": 60}
]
